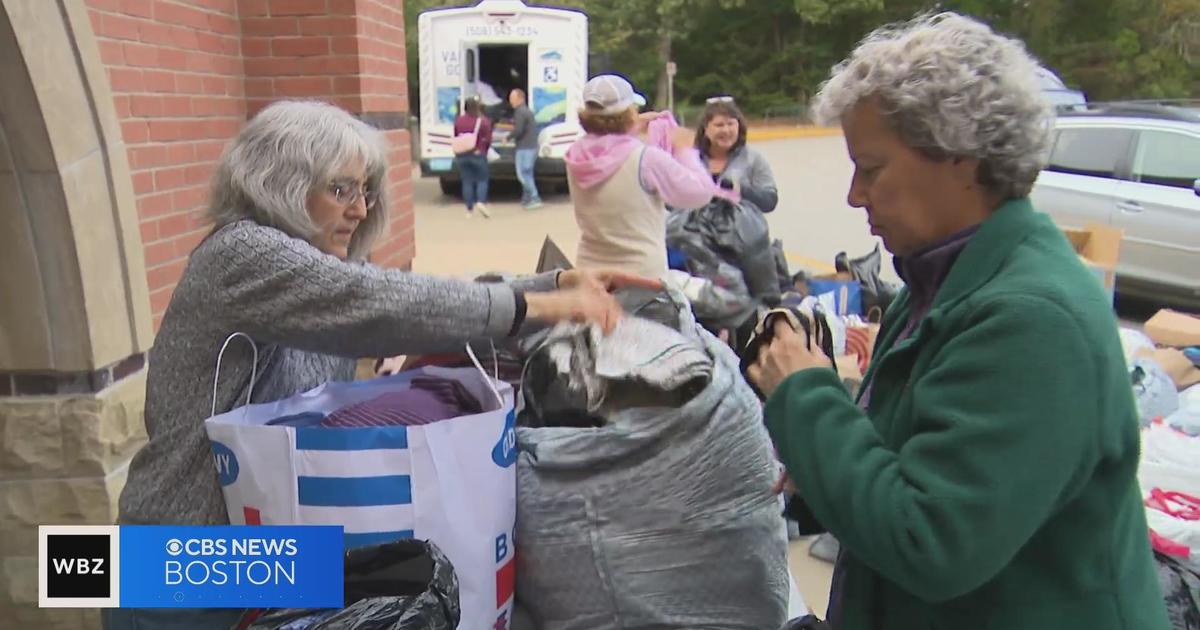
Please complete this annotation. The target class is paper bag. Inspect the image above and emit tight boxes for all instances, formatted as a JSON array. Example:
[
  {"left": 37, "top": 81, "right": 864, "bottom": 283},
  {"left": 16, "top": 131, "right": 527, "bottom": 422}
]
[{"left": 205, "top": 365, "right": 518, "bottom": 630}]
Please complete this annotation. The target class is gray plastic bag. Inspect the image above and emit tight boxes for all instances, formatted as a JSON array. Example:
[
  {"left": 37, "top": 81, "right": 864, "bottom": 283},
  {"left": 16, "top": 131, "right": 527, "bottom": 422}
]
[{"left": 513, "top": 298, "right": 790, "bottom": 629}]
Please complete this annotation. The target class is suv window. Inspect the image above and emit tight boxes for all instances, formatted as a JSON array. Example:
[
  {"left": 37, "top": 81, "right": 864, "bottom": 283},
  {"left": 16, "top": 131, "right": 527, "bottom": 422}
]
[
  {"left": 1047, "top": 128, "right": 1134, "bottom": 179},
  {"left": 1133, "top": 130, "right": 1200, "bottom": 189}
]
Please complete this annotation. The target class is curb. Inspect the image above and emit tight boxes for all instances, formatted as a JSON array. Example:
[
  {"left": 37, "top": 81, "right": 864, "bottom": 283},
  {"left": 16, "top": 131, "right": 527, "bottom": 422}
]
[
  {"left": 785, "top": 252, "right": 837, "bottom": 274},
  {"left": 748, "top": 127, "right": 842, "bottom": 142}
]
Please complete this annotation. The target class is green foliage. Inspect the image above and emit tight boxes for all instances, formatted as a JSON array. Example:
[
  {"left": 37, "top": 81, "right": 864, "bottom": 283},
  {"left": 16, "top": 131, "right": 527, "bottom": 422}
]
[{"left": 404, "top": 0, "right": 1198, "bottom": 118}]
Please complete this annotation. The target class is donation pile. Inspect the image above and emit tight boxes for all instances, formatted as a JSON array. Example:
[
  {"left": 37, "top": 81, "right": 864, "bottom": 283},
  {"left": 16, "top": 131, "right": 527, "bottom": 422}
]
[
  {"left": 512, "top": 287, "right": 792, "bottom": 629},
  {"left": 1123, "top": 309, "right": 1200, "bottom": 628}
]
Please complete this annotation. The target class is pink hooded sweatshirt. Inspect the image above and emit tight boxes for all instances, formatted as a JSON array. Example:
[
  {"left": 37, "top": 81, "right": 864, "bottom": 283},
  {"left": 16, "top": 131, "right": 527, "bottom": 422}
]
[{"left": 564, "top": 133, "right": 717, "bottom": 209}]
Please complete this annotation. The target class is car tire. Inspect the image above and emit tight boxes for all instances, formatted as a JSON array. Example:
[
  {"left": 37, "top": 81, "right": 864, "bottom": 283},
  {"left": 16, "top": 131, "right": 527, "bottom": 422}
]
[{"left": 439, "top": 178, "right": 460, "bottom": 197}]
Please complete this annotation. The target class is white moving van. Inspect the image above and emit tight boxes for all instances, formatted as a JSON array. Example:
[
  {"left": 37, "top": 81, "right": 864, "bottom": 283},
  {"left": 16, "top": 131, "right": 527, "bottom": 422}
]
[{"left": 417, "top": 0, "right": 588, "bottom": 195}]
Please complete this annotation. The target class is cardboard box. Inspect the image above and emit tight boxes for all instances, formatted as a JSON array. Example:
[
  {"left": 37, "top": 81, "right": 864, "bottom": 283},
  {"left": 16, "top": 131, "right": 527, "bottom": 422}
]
[
  {"left": 1145, "top": 309, "right": 1200, "bottom": 348},
  {"left": 1062, "top": 223, "right": 1122, "bottom": 303}
]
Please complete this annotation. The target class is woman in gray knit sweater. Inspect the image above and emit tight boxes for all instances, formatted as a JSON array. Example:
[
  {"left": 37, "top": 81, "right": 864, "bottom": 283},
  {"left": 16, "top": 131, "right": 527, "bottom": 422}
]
[{"left": 107, "top": 101, "right": 652, "bottom": 630}]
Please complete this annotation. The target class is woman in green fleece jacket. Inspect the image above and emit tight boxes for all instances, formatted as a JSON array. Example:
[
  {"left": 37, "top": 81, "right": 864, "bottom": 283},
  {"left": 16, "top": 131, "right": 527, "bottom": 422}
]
[{"left": 748, "top": 12, "right": 1170, "bottom": 630}]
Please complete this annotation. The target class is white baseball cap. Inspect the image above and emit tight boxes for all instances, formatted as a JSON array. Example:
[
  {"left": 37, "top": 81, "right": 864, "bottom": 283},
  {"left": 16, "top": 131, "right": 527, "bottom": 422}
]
[{"left": 582, "top": 74, "right": 647, "bottom": 115}]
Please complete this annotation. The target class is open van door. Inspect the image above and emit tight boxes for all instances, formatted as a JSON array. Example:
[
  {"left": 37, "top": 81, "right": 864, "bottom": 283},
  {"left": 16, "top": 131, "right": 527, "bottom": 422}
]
[{"left": 460, "top": 42, "right": 480, "bottom": 112}]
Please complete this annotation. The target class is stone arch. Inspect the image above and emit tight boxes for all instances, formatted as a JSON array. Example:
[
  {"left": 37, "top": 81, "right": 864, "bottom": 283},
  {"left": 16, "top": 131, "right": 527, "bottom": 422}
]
[
  {"left": 1, "top": 2, "right": 152, "bottom": 627},
  {"left": 0, "top": 0, "right": 152, "bottom": 376}
]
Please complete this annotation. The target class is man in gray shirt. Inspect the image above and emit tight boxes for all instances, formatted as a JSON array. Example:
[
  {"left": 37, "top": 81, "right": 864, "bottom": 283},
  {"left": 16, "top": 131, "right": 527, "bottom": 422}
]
[{"left": 510, "top": 88, "right": 543, "bottom": 209}]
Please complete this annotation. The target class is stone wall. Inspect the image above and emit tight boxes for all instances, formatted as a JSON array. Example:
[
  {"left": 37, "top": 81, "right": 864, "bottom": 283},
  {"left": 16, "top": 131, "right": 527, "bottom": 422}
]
[{"left": 0, "top": 370, "right": 148, "bottom": 629}]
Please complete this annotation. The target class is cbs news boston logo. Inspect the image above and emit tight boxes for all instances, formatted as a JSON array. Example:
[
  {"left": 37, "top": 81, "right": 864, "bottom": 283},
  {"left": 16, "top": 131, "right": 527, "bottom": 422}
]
[{"left": 39, "top": 525, "right": 343, "bottom": 609}]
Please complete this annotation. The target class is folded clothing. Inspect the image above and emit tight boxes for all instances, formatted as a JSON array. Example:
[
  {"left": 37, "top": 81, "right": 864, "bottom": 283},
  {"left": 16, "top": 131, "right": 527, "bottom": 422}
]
[
  {"left": 520, "top": 288, "right": 714, "bottom": 428},
  {"left": 738, "top": 306, "right": 837, "bottom": 399},
  {"left": 321, "top": 377, "right": 484, "bottom": 428}
]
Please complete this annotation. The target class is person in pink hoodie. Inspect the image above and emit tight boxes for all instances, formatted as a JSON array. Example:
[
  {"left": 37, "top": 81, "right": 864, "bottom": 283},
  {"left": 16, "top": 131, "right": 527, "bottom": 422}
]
[{"left": 566, "top": 74, "right": 718, "bottom": 277}]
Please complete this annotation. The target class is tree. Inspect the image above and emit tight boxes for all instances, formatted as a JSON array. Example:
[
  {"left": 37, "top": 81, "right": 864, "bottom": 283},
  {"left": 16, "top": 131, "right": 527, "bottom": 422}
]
[{"left": 402, "top": 0, "right": 1199, "bottom": 120}]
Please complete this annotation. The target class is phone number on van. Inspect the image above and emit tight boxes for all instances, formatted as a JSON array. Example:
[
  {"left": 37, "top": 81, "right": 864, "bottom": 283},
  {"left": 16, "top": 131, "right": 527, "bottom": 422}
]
[{"left": 465, "top": 25, "right": 539, "bottom": 37}]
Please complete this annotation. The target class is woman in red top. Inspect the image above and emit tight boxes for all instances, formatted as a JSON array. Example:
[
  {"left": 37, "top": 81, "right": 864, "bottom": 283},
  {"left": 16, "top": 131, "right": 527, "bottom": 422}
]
[{"left": 453, "top": 96, "right": 494, "bottom": 218}]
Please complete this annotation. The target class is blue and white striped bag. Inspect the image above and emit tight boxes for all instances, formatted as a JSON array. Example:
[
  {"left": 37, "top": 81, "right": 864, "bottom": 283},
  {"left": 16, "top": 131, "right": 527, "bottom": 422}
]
[{"left": 204, "top": 335, "right": 517, "bottom": 630}]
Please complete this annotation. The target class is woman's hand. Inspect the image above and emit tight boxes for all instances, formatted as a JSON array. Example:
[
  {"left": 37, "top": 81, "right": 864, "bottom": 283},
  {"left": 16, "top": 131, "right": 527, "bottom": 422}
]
[
  {"left": 636, "top": 110, "right": 666, "bottom": 132},
  {"left": 670, "top": 126, "right": 695, "bottom": 153},
  {"left": 557, "top": 269, "right": 663, "bottom": 293},
  {"left": 747, "top": 319, "right": 834, "bottom": 398},
  {"left": 525, "top": 286, "right": 625, "bottom": 334}
]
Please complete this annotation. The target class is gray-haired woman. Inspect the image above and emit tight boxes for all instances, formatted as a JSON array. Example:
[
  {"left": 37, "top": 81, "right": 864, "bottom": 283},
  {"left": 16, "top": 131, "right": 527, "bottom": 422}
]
[
  {"left": 747, "top": 13, "right": 1169, "bottom": 630},
  {"left": 105, "top": 100, "right": 656, "bottom": 630}
]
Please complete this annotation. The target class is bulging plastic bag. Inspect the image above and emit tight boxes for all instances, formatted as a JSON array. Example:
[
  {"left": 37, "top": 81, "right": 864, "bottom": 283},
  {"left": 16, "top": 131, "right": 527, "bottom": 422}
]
[{"left": 1134, "top": 357, "right": 1181, "bottom": 427}]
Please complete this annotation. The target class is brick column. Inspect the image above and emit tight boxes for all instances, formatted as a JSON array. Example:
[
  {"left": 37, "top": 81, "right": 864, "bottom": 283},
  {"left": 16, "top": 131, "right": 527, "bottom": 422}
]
[{"left": 239, "top": 0, "right": 415, "bottom": 269}]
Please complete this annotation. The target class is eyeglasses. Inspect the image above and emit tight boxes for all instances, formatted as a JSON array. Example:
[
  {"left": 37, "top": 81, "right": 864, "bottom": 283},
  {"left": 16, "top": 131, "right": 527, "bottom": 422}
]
[
  {"left": 328, "top": 179, "right": 379, "bottom": 209},
  {"left": 706, "top": 96, "right": 735, "bottom": 104}
]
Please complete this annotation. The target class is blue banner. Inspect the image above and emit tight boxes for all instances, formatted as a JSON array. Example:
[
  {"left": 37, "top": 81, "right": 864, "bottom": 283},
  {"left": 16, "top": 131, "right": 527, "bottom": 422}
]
[{"left": 118, "top": 526, "right": 343, "bottom": 609}]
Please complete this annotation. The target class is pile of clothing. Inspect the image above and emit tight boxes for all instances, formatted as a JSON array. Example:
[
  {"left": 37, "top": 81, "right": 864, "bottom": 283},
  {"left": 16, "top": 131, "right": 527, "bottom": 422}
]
[
  {"left": 263, "top": 376, "right": 487, "bottom": 429},
  {"left": 1124, "top": 310, "right": 1200, "bottom": 628},
  {"left": 512, "top": 287, "right": 791, "bottom": 629}
]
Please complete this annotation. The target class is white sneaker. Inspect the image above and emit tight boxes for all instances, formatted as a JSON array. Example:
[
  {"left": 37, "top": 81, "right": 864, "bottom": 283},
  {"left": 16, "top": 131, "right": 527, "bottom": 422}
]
[
  {"left": 476, "top": 202, "right": 492, "bottom": 219},
  {"left": 465, "top": 209, "right": 474, "bottom": 219}
]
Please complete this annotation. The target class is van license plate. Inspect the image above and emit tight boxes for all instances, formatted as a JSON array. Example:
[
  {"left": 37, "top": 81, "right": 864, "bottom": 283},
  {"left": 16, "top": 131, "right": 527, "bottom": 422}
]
[{"left": 429, "top": 158, "right": 453, "bottom": 172}]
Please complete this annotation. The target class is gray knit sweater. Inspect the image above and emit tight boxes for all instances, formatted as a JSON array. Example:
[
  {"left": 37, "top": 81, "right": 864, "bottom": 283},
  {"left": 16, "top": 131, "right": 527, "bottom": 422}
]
[{"left": 118, "top": 220, "right": 557, "bottom": 525}]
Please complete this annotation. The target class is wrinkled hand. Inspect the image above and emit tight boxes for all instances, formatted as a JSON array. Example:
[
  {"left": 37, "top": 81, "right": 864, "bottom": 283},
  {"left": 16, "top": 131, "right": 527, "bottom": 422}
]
[
  {"left": 557, "top": 269, "right": 663, "bottom": 293},
  {"left": 747, "top": 319, "right": 834, "bottom": 399},
  {"left": 526, "top": 286, "right": 624, "bottom": 334}
]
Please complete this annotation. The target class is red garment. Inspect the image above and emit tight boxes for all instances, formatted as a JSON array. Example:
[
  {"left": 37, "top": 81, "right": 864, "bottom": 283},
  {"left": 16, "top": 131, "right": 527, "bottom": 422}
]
[{"left": 453, "top": 114, "right": 492, "bottom": 154}]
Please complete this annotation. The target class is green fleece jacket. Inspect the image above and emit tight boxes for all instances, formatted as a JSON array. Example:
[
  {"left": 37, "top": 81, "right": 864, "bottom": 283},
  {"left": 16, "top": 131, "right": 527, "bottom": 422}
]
[{"left": 765, "top": 198, "right": 1169, "bottom": 630}]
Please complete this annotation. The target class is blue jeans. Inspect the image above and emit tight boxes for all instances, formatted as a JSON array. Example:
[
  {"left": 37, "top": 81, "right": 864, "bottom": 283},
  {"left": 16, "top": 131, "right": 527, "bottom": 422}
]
[
  {"left": 103, "top": 607, "right": 246, "bottom": 630},
  {"left": 455, "top": 153, "right": 489, "bottom": 211},
  {"left": 515, "top": 148, "right": 540, "bottom": 204}
]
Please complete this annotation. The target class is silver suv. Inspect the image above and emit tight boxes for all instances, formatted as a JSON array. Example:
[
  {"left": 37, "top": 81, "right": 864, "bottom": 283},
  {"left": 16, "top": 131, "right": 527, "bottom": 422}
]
[{"left": 1031, "top": 102, "right": 1200, "bottom": 306}]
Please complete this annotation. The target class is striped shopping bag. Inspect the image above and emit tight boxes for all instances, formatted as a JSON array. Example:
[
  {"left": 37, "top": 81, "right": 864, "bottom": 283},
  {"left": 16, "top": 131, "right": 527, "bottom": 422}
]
[{"left": 205, "top": 335, "right": 518, "bottom": 630}]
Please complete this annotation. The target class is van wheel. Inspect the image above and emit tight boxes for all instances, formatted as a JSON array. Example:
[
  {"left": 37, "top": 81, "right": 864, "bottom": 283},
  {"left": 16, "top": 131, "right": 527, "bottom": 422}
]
[{"left": 439, "top": 178, "right": 460, "bottom": 197}]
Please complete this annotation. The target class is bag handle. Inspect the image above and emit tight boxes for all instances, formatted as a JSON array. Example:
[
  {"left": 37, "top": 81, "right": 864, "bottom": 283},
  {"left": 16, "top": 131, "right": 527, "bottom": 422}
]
[
  {"left": 211, "top": 332, "right": 260, "bottom": 417},
  {"left": 867, "top": 306, "right": 884, "bottom": 324},
  {"left": 473, "top": 116, "right": 482, "bottom": 136},
  {"left": 463, "top": 341, "right": 505, "bottom": 409}
]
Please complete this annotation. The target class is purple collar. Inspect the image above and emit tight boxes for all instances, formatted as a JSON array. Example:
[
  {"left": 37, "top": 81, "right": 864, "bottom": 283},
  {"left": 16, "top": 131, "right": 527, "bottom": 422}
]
[{"left": 894, "top": 224, "right": 981, "bottom": 316}]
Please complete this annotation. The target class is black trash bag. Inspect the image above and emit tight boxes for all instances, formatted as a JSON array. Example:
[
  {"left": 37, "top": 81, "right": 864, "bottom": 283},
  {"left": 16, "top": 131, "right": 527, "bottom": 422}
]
[
  {"left": 835, "top": 243, "right": 900, "bottom": 317},
  {"left": 780, "top": 614, "right": 833, "bottom": 630},
  {"left": 243, "top": 540, "right": 460, "bottom": 630},
  {"left": 1156, "top": 552, "right": 1200, "bottom": 630},
  {"left": 668, "top": 198, "right": 781, "bottom": 304},
  {"left": 772, "top": 239, "right": 792, "bottom": 294},
  {"left": 666, "top": 213, "right": 756, "bottom": 332}
]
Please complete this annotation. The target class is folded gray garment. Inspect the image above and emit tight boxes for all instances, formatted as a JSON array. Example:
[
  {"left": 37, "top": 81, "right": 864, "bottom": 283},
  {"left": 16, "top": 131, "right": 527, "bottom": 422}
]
[
  {"left": 542, "top": 316, "right": 713, "bottom": 414},
  {"left": 525, "top": 286, "right": 714, "bottom": 420}
]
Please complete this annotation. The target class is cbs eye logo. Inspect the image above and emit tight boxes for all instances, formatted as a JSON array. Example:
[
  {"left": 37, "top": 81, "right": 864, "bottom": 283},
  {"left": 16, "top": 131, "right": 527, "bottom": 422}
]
[
  {"left": 166, "top": 539, "right": 184, "bottom": 556},
  {"left": 39, "top": 526, "right": 120, "bottom": 608}
]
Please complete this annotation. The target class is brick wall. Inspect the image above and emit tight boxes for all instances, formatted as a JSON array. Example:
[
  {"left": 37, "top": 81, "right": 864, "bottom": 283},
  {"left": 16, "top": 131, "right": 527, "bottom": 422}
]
[{"left": 86, "top": 0, "right": 415, "bottom": 329}]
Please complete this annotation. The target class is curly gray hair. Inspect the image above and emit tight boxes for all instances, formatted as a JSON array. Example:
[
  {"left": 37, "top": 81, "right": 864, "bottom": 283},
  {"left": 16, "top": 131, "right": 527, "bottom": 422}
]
[
  {"left": 208, "top": 100, "right": 389, "bottom": 260},
  {"left": 812, "top": 12, "right": 1052, "bottom": 199}
]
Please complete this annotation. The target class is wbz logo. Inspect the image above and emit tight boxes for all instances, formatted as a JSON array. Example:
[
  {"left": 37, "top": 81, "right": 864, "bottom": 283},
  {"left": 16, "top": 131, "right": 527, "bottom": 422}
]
[{"left": 39, "top": 526, "right": 120, "bottom": 608}]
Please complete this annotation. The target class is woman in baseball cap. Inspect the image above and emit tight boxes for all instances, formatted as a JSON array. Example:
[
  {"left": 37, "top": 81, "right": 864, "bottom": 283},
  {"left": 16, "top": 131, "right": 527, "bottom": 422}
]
[{"left": 565, "top": 74, "right": 717, "bottom": 277}]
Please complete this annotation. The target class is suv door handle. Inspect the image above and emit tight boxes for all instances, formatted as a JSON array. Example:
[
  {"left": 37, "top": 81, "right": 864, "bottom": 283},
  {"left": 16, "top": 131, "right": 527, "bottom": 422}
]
[{"left": 1117, "top": 200, "right": 1143, "bottom": 214}]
